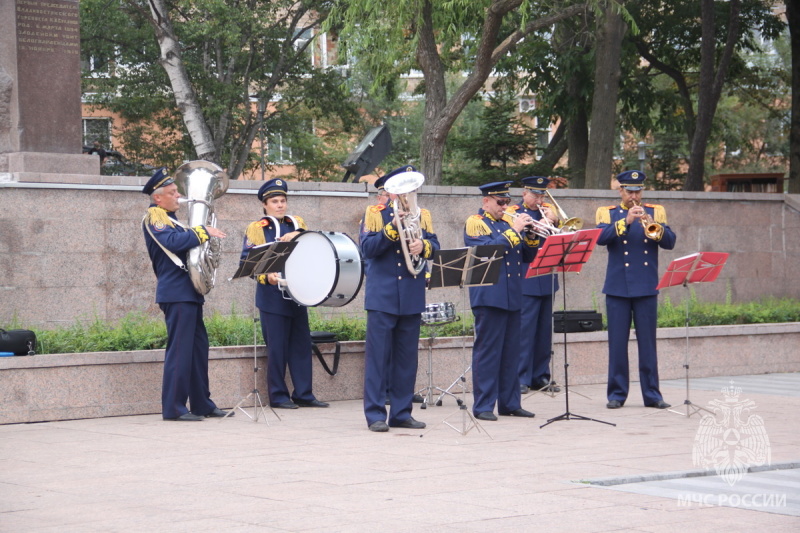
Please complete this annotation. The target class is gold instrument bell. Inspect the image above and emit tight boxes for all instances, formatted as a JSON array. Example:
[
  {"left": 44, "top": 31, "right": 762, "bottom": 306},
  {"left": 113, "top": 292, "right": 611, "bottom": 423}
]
[{"left": 634, "top": 200, "right": 662, "bottom": 239}]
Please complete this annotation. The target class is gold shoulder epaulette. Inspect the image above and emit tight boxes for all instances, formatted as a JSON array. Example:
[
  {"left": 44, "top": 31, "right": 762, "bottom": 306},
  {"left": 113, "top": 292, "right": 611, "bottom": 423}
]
[
  {"left": 293, "top": 215, "right": 308, "bottom": 231},
  {"left": 509, "top": 204, "right": 521, "bottom": 212},
  {"left": 364, "top": 205, "right": 385, "bottom": 233},
  {"left": 651, "top": 204, "right": 667, "bottom": 224},
  {"left": 420, "top": 208, "right": 434, "bottom": 233},
  {"left": 466, "top": 214, "right": 491, "bottom": 237},
  {"left": 144, "top": 206, "right": 174, "bottom": 228},
  {"left": 595, "top": 205, "right": 614, "bottom": 225},
  {"left": 245, "top": 220, "right": 268, "bottom": 246}
]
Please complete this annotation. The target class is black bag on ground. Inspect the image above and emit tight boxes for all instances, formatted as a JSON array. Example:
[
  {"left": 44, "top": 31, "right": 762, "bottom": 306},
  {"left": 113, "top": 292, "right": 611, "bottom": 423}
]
[
  {"left": 0, "top": 328, "right": 37, "bottom": 355},
  {"left": 552, "top": 311, "right": 603, "bottom": 333}
]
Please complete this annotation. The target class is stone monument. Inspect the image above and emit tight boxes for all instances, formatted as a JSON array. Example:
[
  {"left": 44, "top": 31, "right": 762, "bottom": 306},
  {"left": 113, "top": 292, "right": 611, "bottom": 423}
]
[{"left": 0, "top": 0, "right": 98, "bottom": 175}]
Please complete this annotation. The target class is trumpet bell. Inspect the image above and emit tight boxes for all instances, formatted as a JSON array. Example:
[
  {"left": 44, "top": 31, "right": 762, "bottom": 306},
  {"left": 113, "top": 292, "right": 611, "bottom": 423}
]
[
  {"left": 562, "top": 217, "right": 584, "bottom": 232},
  {"left": 384, "top": 171, "right": 425, "bottom": 195}
]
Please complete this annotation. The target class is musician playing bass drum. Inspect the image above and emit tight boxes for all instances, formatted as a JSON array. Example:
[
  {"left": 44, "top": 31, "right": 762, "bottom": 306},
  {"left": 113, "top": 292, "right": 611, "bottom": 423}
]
[
  {"left": 240, "top": 179, "right": 328, "bottom": 410},
  {"left": 360, "top": 166, "right": 440, "bottom": 433}
]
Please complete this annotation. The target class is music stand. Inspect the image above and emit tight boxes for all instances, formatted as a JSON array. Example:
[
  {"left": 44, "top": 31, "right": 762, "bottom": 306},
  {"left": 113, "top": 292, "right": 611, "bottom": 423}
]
[
  {"left": 655, "top": 252, "right": 729, "bottom": 418},
  {"left": 227, "top": 241, "right": 297, "bottom": 423},
  {"left": 423, "top": 245, "right": 504, "bottom": 438},
  {"left": 526, "top": 229, "right": 616, "bottom": 429}
]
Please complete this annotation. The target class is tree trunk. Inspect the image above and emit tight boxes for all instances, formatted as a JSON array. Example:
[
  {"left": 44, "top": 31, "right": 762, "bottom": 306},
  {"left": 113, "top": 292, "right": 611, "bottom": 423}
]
[
  {"left": 683, "top": 0, "right": 741, "bottom": 191},
  {"left": 585, "top": 2, "right": 627, "bottom": 190},
  {"left": 788, "top": 0, "right": 800, "bottom": 194},
  {"left": 147, "top": 0, "right": 217, "bottom": 163},
  {"left": 567, "top": 112, "right": 589, "bottom": 189}
]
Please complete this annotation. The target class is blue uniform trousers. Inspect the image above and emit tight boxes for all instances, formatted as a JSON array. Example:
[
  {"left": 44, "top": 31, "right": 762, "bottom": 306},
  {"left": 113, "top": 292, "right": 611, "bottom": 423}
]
[
  {"left": 519, "top": 294, "right": 554, "bottom": 386},
  {"left": 159, "top": 302, "right": 216, "bottom": 419},
  {"left": 260, "top": 309, "right": 315, "bottom": 406},
  {"left": 605, "top": 294, "right": 664, "bottom": 405},
  {"left": 471, "top": 306, "right": 523, "bottom": 415},
  {"left": 363, "top": 310, "right": 420, "bottom": 426}
]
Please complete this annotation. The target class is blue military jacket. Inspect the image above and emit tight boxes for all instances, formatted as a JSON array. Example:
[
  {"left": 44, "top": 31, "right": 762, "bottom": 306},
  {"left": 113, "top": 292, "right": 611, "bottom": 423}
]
[
  {"left": 596, "top": 202, "right": 677, "bottom": 298},
  {"left": 142, "top": 205, "right": 208, "bottom": 304},
  {"left": 464, "top": 209, "right": 537, "bottom": 311},
  {"left": 241, "top": 215, "right": 307, "bottom": 316},
  {"left": 509, "top": 203, "right": 559, "bottom": 296},
  {"left": 361, "top": 204, "right": 439, "bottom": 316}
]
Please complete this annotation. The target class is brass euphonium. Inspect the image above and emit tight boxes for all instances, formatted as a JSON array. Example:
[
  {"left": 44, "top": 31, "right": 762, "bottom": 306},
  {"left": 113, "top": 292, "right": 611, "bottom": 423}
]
[
  {"left": 174, "top": 160, "right": 229, "bottom": 295},
  {"left": 634, "top": 200, "right": 662, "bottom": 239},
  {"left": 384, "top": 170, "right": 426, "bottom": 275},
  {"left": 544, "top": 189, "right": 583, "bottom": 232}
]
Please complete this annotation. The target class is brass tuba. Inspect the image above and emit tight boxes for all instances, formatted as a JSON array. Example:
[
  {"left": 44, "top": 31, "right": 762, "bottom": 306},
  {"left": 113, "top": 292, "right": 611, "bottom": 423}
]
[
  {"left": 384, "top": 169, "right": 426, "bottom": 275},
  {"left": 174, "top": 160, "right": 229, "bottom": 295}
]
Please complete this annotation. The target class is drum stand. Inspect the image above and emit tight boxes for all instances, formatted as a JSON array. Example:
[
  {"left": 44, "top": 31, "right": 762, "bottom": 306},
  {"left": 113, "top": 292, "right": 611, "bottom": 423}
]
[{"left": 417, "top": 323, "right": 459, "bottom": 409}]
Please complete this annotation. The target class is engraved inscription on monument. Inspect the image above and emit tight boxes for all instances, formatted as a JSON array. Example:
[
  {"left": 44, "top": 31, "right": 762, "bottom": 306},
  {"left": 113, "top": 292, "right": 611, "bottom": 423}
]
[{"left": 14, "top": 0, "right": 83, "bottom": 154}]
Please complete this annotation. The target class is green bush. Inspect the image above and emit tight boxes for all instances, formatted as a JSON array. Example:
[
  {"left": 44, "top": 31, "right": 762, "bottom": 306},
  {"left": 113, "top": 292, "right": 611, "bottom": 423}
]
[{"left": 4, "top": 297, "right": 800, "bottom": 355}]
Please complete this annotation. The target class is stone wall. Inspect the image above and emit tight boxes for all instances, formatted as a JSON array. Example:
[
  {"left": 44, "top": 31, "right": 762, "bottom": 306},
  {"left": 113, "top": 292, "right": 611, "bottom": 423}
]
[
  {"left": 1, "top": 323, "right": 798, "bottom": 424},
  {"left": 1, "top": 172, "right": 799, "bottom": 329}
]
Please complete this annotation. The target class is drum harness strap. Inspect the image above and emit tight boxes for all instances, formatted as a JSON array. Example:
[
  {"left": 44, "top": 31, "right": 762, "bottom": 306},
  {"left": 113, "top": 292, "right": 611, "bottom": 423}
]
[{"left": 310, "top": 331, "right": 340, "bottom": 376}]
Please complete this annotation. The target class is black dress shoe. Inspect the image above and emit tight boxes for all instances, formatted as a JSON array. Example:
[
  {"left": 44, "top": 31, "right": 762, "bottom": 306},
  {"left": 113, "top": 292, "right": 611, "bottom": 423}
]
[
  {"left": 520, "top": 384, "right": 530, "bottom": 394},
  {"left": 294, "top": 399, "right": 329, "bottom": 408},
  {"left": 273, "top": 401, "right": 299, "bottom": 409},
  {"left": 203, "top": 407, "right": 233, "bottom": 418},
  {"left": 647, "top": 400, "right": 671, "bottom": 409},
  {"left": 368, "top": 420, "right": 389, "bottom": 432},
  {"left": 164, "top": 412, "right": 204, "bottom": 421},
  {"left": 390, "top": 417, "right": 426, "bottom": 429},
  {"left": 530, "top": 378, "right": 550, "bottom": 390},
  {"left": 475, "top": 411, "right": 497, "bottom": 421},
  {"left": 606, "top": 400, "right": 624, "bottom": 409},
  {"left": 412, "top": 393, "right": 424, "bottom": 403},
  {"left": 499, "top": 408, "right": 535, "bottom": 418}
]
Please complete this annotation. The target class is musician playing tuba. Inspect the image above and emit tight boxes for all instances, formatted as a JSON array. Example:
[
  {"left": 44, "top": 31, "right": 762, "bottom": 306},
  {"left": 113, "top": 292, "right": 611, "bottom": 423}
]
[
  {"left": 141, "top": 166, "right": 231, "bottom": 421},
  {"left": 240, "top": 179, "right": 329, "bottom": 410},
  {"left": 360, "top": 166, "right": 440, "bottom": 432}
]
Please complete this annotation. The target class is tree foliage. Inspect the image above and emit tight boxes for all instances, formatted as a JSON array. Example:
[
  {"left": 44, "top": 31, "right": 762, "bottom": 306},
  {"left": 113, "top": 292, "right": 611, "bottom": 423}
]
[{"left": 81, "top": 0, "right": 359, "bottom": 179}]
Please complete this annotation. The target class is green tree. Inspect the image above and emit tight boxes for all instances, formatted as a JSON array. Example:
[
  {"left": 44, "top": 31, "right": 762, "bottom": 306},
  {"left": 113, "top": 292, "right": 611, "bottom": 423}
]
[
  {"left": 81, "top": 0, "right": 359, "bottom": 179},
  {"left": 331, "top": 0, "right": 590, "bottom": 185}
]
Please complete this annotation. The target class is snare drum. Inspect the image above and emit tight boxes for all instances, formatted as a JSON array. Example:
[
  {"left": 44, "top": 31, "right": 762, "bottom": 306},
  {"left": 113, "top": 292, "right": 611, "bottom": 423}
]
[
  {"left": 281, "top": 231, "right": 364, "bottom": 307},
  {"left": 421, "top": 302, "right": 456, "bottom": 325}
]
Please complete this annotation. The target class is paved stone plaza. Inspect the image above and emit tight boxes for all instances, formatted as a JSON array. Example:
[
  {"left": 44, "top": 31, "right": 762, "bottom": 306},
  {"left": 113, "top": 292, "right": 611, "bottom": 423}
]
[{"left": 1, "top": 374, "right": 798, "bottom": 532}]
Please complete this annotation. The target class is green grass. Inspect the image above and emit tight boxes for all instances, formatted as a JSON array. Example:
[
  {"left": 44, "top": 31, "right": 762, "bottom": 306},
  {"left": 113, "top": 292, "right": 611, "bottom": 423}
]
[{"left": 4, "top": 296, "right": 800, "bottom": 355}]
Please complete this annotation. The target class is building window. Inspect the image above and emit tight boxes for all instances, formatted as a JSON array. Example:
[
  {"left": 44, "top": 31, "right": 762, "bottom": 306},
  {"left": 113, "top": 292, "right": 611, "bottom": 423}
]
[
  {"left": 268, "top": 133, "right": 293, "bottom": 163},
  {"left": 82, "top": 118, "right": 111, "bottom": 148}
]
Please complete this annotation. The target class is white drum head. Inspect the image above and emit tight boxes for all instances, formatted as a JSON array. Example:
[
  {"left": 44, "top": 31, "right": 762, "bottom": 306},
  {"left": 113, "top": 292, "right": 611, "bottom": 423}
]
[{"left": 283, "top": 232, "right": 338, "bottom": 306}]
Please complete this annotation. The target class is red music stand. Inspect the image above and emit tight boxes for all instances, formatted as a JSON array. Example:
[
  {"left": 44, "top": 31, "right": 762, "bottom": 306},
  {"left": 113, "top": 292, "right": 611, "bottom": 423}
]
[
  {"left": 656, "top": 252, "right": 729, "bottom": 417},
  {"left": 526, "top": 229, "right": 616, "bottom": 429}
]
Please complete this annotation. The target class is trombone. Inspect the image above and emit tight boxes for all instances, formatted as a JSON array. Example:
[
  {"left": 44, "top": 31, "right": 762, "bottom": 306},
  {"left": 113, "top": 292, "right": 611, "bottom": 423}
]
[{"left": 542, "top": 190, "right": 583, "bottom": 233}]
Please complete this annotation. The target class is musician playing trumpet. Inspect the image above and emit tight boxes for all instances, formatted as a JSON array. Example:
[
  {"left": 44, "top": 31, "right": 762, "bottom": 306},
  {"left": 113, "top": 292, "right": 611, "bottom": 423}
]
[
  {"left": 595, "top": 170, "right": 676, "bottom": 411},
  {"left": 241, "top": 179, "right": 328, "bottom": 410},
  {"left": 464, "top": 181, "right": 538, "bottom": 421},
  {"left": 511, "top": 176, "right": 562, "bottom": 394}
]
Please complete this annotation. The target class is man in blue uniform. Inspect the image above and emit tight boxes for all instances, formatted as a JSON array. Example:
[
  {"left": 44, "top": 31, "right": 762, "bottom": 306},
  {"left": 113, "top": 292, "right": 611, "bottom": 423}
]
[
  {"left": 361, "top": 166, "right": 439, "bottom": 432},
  {"left": 241, "top": 179, "right": 329, "bottom": 410},
  {"left": 595, "top": 170, "right": 677, "bottom": 409},
  {"left": 142, "top": 168, "right": 231, "bottom": 421},
  {"left": 511, "top": 176, "right": 561, "bottom": 394},
  {"left": 464, "top": 181, "right": 538, "bottom": 421}
]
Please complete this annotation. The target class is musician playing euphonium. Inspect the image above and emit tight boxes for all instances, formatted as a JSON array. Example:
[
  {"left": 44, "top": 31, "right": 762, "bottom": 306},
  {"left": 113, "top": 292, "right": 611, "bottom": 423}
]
[
  {"left": 464, "top": 180, "right": 538, "bottom": 422},
  {"left": 240, "top": 179, "right": 328, "bottom": 410},
  {"left": 511, "top": 176, "right": 562, "bottom": 395},
  {"left": 595, "top": 170, "right": 676, "bottom": 411},
  {"left": 360, "top": 166, "right": 440, "bottom": 432}
]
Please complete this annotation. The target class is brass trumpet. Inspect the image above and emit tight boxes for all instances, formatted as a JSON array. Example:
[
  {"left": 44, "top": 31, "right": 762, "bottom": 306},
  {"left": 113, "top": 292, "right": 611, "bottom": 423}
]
[
  {"left": 503, "top": 209, "right": 556, "bottom": 238},
  {"left": 634, "top": 200, "right": 663, "bottom": 239}
]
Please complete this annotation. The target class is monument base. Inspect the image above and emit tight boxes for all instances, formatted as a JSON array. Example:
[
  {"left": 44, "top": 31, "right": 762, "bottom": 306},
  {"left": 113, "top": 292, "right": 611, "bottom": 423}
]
[{"left": 4, "top": 152, "right": 99, "bottom": 175}]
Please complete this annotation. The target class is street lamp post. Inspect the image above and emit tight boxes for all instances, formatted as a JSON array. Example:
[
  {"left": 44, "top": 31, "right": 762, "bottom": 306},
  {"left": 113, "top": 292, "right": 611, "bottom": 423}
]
[{"left": 637, "top": 141, "right": 647, "bottom": 173}]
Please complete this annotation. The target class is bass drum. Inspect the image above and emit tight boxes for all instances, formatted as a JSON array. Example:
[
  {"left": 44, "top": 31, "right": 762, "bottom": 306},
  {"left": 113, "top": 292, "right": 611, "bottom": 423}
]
[{"left": 282, "top": 231, "right": 364, "bottom": 307}]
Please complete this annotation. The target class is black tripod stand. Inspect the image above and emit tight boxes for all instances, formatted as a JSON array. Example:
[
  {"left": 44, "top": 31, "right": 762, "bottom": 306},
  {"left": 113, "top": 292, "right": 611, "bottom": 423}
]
[
  {"left": 226, "top": 241, "right": 297, "bottom": 423},
  {"left": 527, "top": 229, "right": 615, "bottom": 429}
]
